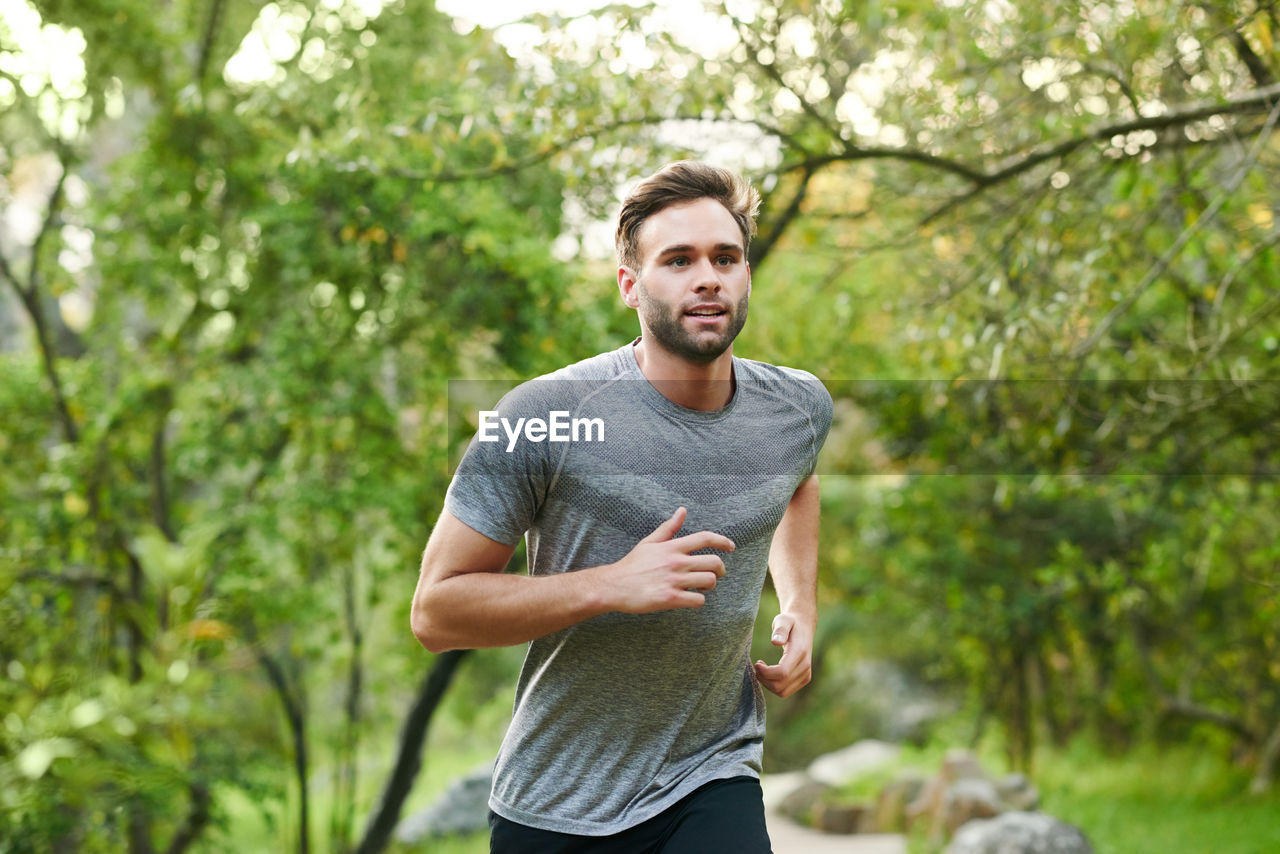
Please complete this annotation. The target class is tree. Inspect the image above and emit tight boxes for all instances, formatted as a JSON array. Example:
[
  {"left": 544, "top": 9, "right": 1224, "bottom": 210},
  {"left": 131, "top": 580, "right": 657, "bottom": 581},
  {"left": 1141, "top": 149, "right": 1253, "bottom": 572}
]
[{"left": 1, "top": 0, "right": 609, "bottom": 850}]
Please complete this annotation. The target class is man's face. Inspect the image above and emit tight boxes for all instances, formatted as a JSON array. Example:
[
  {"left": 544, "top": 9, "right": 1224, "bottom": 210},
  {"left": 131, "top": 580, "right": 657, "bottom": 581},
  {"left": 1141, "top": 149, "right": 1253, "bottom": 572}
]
[{"left": 621, "top": 198, "right": 751, "bottom": 365}]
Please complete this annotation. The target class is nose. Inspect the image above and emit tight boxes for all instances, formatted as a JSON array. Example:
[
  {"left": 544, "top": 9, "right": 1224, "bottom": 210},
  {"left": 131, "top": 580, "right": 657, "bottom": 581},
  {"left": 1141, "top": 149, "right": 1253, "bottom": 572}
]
[{"left": 693, "top": 258, "right": 722, "bottom": 292}]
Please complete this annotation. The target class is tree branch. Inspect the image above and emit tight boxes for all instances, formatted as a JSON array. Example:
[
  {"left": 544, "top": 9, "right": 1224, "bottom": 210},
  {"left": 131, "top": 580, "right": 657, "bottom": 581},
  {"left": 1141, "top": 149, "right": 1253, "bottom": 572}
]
[
  {"left": 1199, "top": 0, "right": 1277, "bottom": 88},
  {"left": 845, "top": 81, "right": 1280, "bottom": 231},
  {"left": 3, "top": 158, "right": 79, "bottom": 443},
  {"left": 1228, "top": 28, "right": 1275, "bottom": 88},
  {"left": 1070, "top": 95, "right": 1280, "bottom": 358},
  {"left": 1160, "top": 697, "right": 1260, "bottom": 743},
  {"left": 149, "top": 388, "right": 178, "bottom": 545},
  {"left": 1208, "top": 222, "right": 1280, "bottom": 330},
  {"left": 727, "top": 10, "right": 849, "bottom": 150},
  {"left": 195, "top": 0, "right": 229, "bottom": 90},
  {"left": 18, "top": 568, "right": 124, "bottom": 598},
  {"left": 29, "top": 151, "right": 69, "bottom": 294},
  {"left": 984, "top": 81, "right": 1280, "bottom": 186},
  {"left": 750, "top": 164, "right": 814, "bottom": 268},
  {"left": 370, "top": 114, "right": 767, "bottom": 184},
  {"left": 801, "top": 147, "right": 987, "bottom": 185}
]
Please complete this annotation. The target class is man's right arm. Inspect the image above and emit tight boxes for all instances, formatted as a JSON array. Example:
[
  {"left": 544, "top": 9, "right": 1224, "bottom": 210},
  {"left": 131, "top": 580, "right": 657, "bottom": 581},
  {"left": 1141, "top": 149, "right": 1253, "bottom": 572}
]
[{"left": 410, "top": 506, "right": 733, "bottom": 653}]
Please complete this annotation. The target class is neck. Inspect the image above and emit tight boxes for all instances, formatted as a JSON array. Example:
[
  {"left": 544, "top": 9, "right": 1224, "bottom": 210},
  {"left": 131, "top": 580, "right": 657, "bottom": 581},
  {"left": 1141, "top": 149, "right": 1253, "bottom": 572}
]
[{"left": 632, "top": 337, "right": 735, "bottom": 411}]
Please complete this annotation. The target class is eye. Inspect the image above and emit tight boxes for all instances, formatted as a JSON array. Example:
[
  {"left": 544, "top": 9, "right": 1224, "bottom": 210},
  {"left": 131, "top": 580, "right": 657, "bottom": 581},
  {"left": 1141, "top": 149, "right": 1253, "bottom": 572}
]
[
  {"left": 669, "top": 256, "right": 690, "bottom": 268},
  {"left": 715, "top": 255, "right": 736, "bottom": 266}
]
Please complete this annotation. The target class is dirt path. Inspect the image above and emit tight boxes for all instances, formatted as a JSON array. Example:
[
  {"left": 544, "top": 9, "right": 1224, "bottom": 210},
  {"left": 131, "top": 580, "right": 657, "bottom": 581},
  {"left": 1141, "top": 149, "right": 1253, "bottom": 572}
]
[{"left": 762, "top": 772, "right": 908, "bottom": 854}]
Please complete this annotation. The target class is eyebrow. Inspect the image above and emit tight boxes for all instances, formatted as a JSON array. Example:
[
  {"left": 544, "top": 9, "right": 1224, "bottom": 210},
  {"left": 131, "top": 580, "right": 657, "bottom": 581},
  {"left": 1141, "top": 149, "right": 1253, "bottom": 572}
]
[{"left": 656, "top": 242, "right": 744, "bottom": 257}]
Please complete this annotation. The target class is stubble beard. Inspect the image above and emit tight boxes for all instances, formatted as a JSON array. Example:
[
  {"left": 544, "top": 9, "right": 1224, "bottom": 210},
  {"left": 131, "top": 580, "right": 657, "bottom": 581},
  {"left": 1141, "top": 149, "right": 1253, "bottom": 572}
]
[{"left": 635, "top": 279, "right": 750, "bottom": 365}]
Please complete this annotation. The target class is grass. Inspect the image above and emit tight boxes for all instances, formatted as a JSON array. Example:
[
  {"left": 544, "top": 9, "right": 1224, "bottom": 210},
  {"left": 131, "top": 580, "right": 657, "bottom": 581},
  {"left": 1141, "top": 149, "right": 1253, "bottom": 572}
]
[
  {"left": 1036, "top": 740, "right": 1280, "bottom": 854},
  {"left": 889, "top": 736, "right": 1280, "bottom": 854},
  {"left": 392, "top": 831, "right": 488, "bottom": 854}
]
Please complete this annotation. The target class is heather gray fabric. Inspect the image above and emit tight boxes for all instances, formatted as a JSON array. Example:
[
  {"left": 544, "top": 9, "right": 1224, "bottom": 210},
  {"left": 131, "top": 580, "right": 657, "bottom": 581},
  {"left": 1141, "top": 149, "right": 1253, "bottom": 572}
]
[{"left": 444, "top": 340, "right": 832, "bottom": 836}]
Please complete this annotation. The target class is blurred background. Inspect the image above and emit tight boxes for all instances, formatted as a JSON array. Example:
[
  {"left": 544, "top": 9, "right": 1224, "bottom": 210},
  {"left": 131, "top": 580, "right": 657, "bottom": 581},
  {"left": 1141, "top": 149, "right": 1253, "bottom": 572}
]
[{"left": 1, "top": 0, "right": 1278, "bottom": 851}]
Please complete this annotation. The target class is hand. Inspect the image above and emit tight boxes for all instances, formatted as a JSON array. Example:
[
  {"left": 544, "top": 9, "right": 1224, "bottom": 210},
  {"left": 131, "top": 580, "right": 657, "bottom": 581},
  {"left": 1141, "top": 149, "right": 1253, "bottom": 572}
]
[
  {"left": 754, "top": 613, "right": 813, "bottom": 698},
  {"left": 605, "top": 507, "right": 735, "bottom": 613}
]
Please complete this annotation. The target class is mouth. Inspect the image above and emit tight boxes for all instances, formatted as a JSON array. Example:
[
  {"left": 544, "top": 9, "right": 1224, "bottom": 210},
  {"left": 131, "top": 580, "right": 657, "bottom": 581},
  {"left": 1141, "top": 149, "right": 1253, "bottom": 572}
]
[{"left": 684, "top": 305, "right": 728, "bottom": 321}]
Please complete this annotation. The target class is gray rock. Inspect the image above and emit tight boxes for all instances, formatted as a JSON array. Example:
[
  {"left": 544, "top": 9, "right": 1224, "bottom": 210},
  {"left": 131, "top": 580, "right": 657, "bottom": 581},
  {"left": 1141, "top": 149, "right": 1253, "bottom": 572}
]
[
  {"left": 777, "top": 779, "right": 834, "bottom": 825},
  {"left": 945, "top": 810, "right": 1094, "bottom": 854},
  {"left": 814, "top": 800, "right": 871, "bottom": 834},
  {"left": 995, "top": 772, "right": 1041, "bottom": 811},
  {"left": 943, "top": 778, "right": 1004, "bottom": 834},
  {"left": 395, "top": 761, "right": 493, "bottom": 842},
  {"left": 940, "top": 749, "right": 990, "bottom": 783},
  {"left": 808, "top": 739, "right": 901, "bottom": 786},
  {"left": 873, "top": 774, "right": 927, "bottom": 833},
  {"left": 906, "top": 750, "right": 991, "bottom": 836}
]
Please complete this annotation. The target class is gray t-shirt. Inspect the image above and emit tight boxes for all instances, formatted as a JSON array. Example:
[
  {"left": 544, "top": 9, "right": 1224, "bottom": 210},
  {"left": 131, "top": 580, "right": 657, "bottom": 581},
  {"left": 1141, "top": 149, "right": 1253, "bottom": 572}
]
[{"left": 444, "top": 340, "right": 833, "bottom": 835}]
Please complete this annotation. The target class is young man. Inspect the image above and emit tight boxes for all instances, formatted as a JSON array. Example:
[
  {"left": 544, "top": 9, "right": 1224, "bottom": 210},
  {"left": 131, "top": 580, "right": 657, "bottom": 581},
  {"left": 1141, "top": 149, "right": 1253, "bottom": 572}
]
[{"left": 412, "top": 161, "right": 832, "bottom": 853}]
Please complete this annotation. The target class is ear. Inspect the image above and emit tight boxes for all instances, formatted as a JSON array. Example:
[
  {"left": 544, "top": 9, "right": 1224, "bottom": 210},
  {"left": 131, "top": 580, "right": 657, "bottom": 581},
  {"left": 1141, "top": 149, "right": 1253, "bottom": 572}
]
[
  {"left": 618, "top": 265, "right": 641, "bottom": 309},
  {"left": 746, "top": 263, "right": 752, "bottom": 298}
]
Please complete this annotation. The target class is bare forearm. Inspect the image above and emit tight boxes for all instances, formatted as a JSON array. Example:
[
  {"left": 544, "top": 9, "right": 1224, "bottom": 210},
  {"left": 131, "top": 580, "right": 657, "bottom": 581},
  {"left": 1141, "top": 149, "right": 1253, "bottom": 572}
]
[
  {"left": 768, "top": 475, "right": 820, "bottom": 623},
  {"left": 756, "top": 475, "right": 821, "bottom": 698},
  {"left": 413, "top": 568, "right": 610, "bottom": 653},
  {"left": 413, "top": 507, "right": 732, "bottom": 653}
]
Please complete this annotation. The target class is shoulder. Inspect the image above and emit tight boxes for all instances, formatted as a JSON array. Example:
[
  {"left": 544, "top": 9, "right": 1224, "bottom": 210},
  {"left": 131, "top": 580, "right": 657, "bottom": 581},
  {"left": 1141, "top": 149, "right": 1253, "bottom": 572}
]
[
  {"left": 735, "top": 357, "right": 833, "bottom": 418},
  {"left": 539, "top": 346, "right": 633, "bottom": 384},
  {"left": 494, "top": 346, "right": 632, "bottom": 413}
]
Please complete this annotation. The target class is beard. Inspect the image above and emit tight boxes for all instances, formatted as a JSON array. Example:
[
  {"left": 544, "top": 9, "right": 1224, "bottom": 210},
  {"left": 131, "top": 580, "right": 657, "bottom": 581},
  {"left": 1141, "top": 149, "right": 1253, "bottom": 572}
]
[{"left": 635, "top": 280, "right": 750, "bottom": 364}]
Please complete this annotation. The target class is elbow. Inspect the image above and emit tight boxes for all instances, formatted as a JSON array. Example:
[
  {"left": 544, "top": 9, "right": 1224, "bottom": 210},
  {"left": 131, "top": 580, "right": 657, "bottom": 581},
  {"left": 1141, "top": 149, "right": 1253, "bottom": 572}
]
[{"left": 410, "top": 589, "right": 454, "bottom": 654}]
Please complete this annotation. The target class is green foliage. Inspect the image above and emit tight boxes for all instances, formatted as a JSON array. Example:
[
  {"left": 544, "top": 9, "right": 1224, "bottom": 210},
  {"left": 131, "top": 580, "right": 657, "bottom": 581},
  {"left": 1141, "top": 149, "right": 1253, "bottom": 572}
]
[
  {"left": 2, "top": 0, "right": 596, "bottom": 849},
  {"left": 4, "top": 0, "right": 1279, "bottom": 850},
  {"left": 1036, "top": 739, "right": 1280, "bottom": 854}
]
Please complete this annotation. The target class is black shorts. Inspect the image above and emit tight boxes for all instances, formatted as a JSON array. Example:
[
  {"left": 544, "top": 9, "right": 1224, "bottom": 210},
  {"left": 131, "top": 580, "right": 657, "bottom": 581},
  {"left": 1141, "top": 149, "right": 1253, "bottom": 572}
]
[{"left": 488, "top": 776, "right": 773, "bottom": 854}]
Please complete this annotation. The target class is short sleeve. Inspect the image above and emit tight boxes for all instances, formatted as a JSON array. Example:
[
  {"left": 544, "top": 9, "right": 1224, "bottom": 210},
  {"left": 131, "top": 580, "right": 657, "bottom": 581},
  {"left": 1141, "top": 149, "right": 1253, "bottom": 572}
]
[
  {"left": 444, "top": 384, "right": 558, "bottom": 546},
  {"left": 808, "top": 378, "right": 834, "bottom": 476}
]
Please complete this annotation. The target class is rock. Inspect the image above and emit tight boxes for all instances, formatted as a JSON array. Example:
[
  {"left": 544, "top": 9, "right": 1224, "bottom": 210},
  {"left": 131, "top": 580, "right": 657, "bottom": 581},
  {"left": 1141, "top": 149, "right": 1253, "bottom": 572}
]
[
  {"left": 814, "top": 800, "right": 871, "bottom": 834},
  {"left": 394, "top": 761, "right": 493, "bottom": 843},
  {"left": 906, "top": 752, "right": 994, "bottom": 840},
  {"left": 942, "top": 779, "right": 1004, "bottom": 834},
  {"left": 940, "top": 749, "right": 990, "bottom": 783},
  {"left": 945, "top": 811, "right": 1095, "bottom": 854},
  {"left": 808, "top": 739, "right": 902, "bottom": 787},
  {"left": 873, "top": 775, "right": 927, "bottom": 833},
  {"left": 995, "top": 773, "right": 1041, "bottom": 811},
  {"left": 905, "top": 773, "right": 945, "bottom": 833},
  {"left": 777, "top": 779, "right": 834, "bottom": 825}
]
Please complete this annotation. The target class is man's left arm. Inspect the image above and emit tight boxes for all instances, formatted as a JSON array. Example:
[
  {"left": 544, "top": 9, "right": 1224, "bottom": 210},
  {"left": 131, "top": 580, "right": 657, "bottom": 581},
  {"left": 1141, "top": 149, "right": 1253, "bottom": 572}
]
[{"left": 755, "top": 473, "right": 820, "bottom": 698}]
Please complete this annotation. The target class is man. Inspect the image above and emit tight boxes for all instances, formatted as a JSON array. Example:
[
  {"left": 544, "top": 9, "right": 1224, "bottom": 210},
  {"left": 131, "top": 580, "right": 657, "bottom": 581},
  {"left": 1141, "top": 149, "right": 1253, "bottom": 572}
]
[{"left": 412, "top": 161, "right": 832, "bottom": 853}]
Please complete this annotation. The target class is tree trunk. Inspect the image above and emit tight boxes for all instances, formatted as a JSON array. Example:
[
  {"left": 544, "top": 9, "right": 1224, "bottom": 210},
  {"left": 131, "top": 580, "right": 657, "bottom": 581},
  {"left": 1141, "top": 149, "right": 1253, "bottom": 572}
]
[
  {"left": 257, "top": 648, "right": 310, "bottom": 854},
  {"left": 332, "top": 562, "right": 364, "bottom": 852},
  {"left": 1250, "top": 719, "right": 1280, "bottom": 794},
  {"left": 164, "top": 782, "right": 212, "bottom": 854},
  {"left": 1009, "top": 643, "right": 1034, "bottom": 773},
  {"left": 352, "top": 649, "right": 471, "bottom": 854}
]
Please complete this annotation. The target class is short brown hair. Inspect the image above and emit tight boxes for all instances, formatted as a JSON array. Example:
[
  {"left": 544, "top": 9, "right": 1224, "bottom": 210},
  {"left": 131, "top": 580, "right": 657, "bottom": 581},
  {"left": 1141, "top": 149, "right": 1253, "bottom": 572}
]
[{"left": 615, "top": 161, "right": 760, "bottom": 270}]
